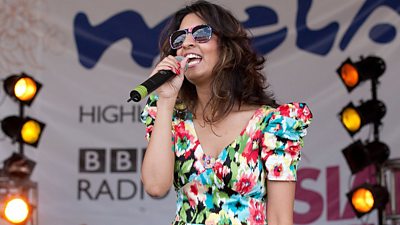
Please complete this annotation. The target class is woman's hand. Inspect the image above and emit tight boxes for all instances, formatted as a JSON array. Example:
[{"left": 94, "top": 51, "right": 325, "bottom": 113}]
[
  {"left": 141, "top": 55, "right": 188, "bottom": 197},
  {"left": 149, "top": 55, "right": 188, "bottom": 99}
]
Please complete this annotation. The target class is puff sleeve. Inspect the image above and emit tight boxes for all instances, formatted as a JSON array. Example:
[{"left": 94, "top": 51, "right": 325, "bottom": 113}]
[{"left": 261, "top": 103, "right": 312, "bottom": 181}]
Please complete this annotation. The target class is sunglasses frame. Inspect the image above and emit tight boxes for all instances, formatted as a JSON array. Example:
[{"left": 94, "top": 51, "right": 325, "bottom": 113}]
[{"left": 169, "top": 24, "right": 213, "bottom": 50}]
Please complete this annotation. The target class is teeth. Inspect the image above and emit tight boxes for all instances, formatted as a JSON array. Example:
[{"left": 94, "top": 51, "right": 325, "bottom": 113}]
[
  {"left": 188, "top": 60, "right": 200, "bottom": 66},
  {"left": 185, "top": 53, "right": 202, "bottom": 67},
  {"left": 186, "top": 53, "right": 202, "bottom": 59}
]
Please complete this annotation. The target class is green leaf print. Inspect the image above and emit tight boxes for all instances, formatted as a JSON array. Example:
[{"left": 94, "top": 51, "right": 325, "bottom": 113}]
[
  {"left": 175, "top": 161, "right": 182, "bottom": 172},
  {"left": 228, "top": 145, "right": 236, "bottom": 160},
  {"left": 196, "top": 210, "right": 205, "bottom": 223},
  {"left": 145, "top": 117, "right": 152, "bottom": 125},
  {"left": 181, "top": 159, "right": 194, "bottom": 174},
  {"left": 180, "top": 202, "right": 190, "bottom": 221},
  {"left": 237, "top": 134, "right": 250, "bottom": 154},
  {"left": 230, "top": 162, "right": 238, "bottom": 181}
]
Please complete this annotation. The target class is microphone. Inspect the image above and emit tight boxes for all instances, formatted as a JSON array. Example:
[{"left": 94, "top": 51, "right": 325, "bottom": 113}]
[{"left": 127, "top": 56, "right": 184, "bottom": 102}]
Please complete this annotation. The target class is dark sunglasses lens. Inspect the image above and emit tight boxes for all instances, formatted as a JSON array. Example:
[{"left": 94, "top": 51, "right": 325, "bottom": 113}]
[
  {"left": 170, "top": 25, "right": 212, "bottom": 49},
  {"left": 171, "top": 31, "right": 186, "bottom": 49},
  {"left": 192, "top": 25, "right": 212, "bottom": 42}
]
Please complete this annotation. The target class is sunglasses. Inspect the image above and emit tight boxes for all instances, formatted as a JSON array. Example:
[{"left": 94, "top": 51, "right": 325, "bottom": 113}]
[{"left": 169, "top": 24, "right": 213, "bottom": 50}]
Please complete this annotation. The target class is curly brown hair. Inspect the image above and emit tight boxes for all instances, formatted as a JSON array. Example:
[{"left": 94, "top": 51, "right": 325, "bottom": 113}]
[{"left": 159, "top": 0, "right": 278, "bottom": 124}]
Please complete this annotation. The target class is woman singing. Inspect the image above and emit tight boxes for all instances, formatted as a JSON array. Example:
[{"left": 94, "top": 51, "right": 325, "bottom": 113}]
[{"left": 140, "top": 1, "right": 313, "bottom": 224}]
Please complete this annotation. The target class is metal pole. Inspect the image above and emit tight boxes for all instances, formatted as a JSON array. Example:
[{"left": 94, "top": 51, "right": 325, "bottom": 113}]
[
  {"left": 372, "top": 78, "right": 385, "bottom": 225},
  {"left": 371, "top": 78, "right": 380, "bottom": 142},
  {"left": 19, "top": 102, "right": 25, "bottom": 156},
  {"left": 376, "top": 163, "right": 384, "bottom": 225}
]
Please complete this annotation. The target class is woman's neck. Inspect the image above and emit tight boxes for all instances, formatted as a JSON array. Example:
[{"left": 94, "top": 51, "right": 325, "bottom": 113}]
[{"left": 194, "top": 85, "right": 212, "bottom": 115}]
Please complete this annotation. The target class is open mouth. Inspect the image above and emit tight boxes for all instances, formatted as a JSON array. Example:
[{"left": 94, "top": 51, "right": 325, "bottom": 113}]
[{"left": 186, "top": 53, "right": 202, "bottom": 67}]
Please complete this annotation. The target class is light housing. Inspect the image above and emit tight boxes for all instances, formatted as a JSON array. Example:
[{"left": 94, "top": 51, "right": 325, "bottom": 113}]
[
  {"left": 338, "top": 100, "right": 386, "bottom": 137},
  {"left": 3, "top": 73, "right": 42, "bottom": 106},
  {"left": 336, "top": 56, "right": 385, "bottom": 92},
  {"left": 347, "top": 183, "right": 389, "bottom": 218},
  {"left": 1, "top": 116, "right": 46, "bottom": 147},
  {"left": 342, "top": 140, "right": 390, "bottom": 174},
  {"left": 3, "top": 153, "right": 36, "bottom": 180}
]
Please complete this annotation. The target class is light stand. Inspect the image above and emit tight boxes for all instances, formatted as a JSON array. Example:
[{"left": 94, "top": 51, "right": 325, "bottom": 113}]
[
  {"left": 382, "top": 159, "right": 400, "bottom": 225},
  {"left": 371, "top": 76, "right": 385, "bottom": 225}
]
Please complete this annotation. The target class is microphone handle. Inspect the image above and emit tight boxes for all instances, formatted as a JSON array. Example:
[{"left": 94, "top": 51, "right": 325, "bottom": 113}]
[{"left": 128, "top": 70, "right": 175, "bottom": 102}]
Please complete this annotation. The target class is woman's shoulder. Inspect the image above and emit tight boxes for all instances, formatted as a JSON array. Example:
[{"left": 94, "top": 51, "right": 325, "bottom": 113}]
[
  {"left": 258, "top": 102, "right": 313, "bottom": 140},
  {"left": 269, "top": 102, "right": 312, "bottom": 122},
  {"left": 257, "top": 102, "right": 311, "bottom": 120}
]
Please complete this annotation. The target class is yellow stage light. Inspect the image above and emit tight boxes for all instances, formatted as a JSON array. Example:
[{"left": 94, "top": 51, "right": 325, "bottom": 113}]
[
  {"left": 341, "top": 107, "right": 361, "bottom": 133},
  {"left": 338, "top": 100, "right": 386, "bottom": 137},
  {"left": 21, "top": 120, "right": 42, "bottom": 144},
  {"left": 3, "top": 196, "right": 30, "bottom": 224},
  {"left": 347, "top": 183, "right": 389, "bottom": 218},
  {"left": 3, "top": 73, "right": 42, "bottom": 106},
  {"left": 1, "top": 116, "right": 45, "bottom": 148},
  {"left": 14, "top": 77, "right": 38, "bottom": 102},
  {"left": 351, "top": 188, "right": 374, "bottom": 213}
]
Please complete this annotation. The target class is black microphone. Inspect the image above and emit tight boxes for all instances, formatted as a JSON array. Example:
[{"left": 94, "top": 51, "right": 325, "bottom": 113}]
[{"left": 127, "top": 56, "right": 184, "bottom": 102}]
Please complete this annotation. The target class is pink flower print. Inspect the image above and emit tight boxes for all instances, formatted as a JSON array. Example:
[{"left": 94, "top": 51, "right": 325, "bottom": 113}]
[
  {"left": 273, "top": 163, "right": 283, "bottom": 177},
  {"left": 295, "top": 103, "right": 313, "bottom": 122},
  {"left": 214, "top": 161, "right": 230, "bottom": 180},
  {"left": 277, "top": 104, "right": 291, "bottom": 117},
  {"left": 249, "top": 199, "right": 266, "bottom": 224},
  {"left": 286, "top": 140, "right": 301, "bottom": 157},
  {"left": 242, "top": 140, "right": 258, "bottom": 164},
  {"left": 235, "top": 172, "right": 256, "bottom": 195},
  {"left": 183, "top": 180, "right": 207, "bottom": 208}
]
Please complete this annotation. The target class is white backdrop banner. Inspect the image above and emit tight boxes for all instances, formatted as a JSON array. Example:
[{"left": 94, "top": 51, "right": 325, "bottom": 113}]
[{"left": 0, "top": 0, "right": 399, "bottom": 225}]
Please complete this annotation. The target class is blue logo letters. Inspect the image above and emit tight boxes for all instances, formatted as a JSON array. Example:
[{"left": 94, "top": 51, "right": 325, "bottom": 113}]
[{"left": 73, "top": 0, "right": 400, "bottom": 69}]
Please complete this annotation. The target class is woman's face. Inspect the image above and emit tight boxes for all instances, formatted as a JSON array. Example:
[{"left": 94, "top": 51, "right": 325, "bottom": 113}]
[{"left": 176, "top": 13, "right": 219, "bottom": 86}]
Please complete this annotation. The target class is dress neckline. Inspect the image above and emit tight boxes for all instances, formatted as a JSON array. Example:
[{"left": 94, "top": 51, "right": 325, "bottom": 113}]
[{"left": 188, "top": 105, "right": 272, "bottom": 161}]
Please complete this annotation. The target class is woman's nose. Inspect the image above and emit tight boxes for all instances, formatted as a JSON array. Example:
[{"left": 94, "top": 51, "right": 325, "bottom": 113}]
[{"left": 181, "top": 33, "right": 196, "bottom": 48}]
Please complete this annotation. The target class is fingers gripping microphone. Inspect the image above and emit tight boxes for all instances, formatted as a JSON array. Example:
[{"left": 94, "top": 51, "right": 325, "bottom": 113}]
[{"left": 127, "top": 56, "right": 184, "bottom": 102}]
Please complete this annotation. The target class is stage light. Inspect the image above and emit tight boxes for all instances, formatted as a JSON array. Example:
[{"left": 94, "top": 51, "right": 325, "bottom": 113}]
[
  {"left": 21, "top": 120, "right": 42, "bottom": 145},
  {"left": 1, "top": 116, "right": 46, "bottom": 147},
  {"left": 2, "top": 196, "right": 31, "bottom": 224},
  {"left": 1, "top": 72, "right": 40, "bottom": 225},
  {"left": 3, "top": 153, "right": 36, "bottom": 180},
  {"left": 347, "top": 183, "right": 389, "bottom": 218},
  {"left": 342, "top": 140, "right": 390, "bottom": 174},
  {"left": 338, "top": 100, "right": 386, "bottom": 136},
  {"left": 337, "top": 54, "right": 391, "bottom": 225},
  {"left": 3, "top": 73, "right": 42, "bottom": 106},
  {"left": 337, "top": 56, "right": 385, "bottom": 92}
]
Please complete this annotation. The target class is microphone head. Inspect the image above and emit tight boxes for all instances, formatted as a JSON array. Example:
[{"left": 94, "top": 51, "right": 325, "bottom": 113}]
[
  {"left": 175, "top": 56, "right": 184, "bottom": 62},
  {"left": 175, "top": 56, "right": 188, "bottom": 71}
]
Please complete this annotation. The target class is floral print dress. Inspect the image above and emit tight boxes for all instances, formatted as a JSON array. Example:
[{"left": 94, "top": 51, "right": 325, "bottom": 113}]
[{"left": 141, "top": 94, "right": 313, "bottom": 225}]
